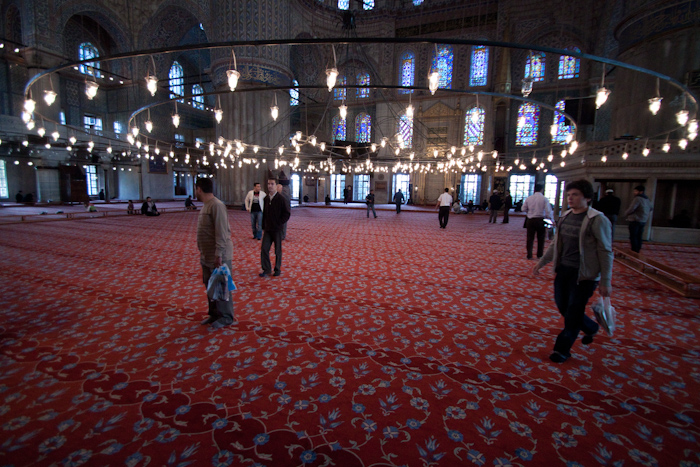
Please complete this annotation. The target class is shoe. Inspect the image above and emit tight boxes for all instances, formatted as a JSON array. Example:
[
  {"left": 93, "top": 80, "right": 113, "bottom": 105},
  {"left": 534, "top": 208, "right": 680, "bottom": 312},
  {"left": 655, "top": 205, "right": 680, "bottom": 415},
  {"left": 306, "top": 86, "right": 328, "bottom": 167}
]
[
  {"left": 259, "top": 272, "right": 270, "bottom": 277},
  {"left": 549, "top": 351, "right": 569, "bottom": 363},
  {"left": 201, "top": 316, "right": 216, "bottom": 325},
  {"left": 210, "top": 318, "right": 233, "bottom": 330},
  {"left": 273, "top": 271, "right": 281, "bottom": 276},
  {"left": 526, "top": 256, "right": 533, "bottom": 260},
  {"left": 582, "top": 333, "right": 596, "bottom": 345}
]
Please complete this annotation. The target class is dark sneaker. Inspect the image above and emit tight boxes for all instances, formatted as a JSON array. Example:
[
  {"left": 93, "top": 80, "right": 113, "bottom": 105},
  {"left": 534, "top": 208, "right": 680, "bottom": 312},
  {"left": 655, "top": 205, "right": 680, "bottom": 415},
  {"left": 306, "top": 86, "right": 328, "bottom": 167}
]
[{"left": 549, "top": 351, "right": 569, "bottom": 363}]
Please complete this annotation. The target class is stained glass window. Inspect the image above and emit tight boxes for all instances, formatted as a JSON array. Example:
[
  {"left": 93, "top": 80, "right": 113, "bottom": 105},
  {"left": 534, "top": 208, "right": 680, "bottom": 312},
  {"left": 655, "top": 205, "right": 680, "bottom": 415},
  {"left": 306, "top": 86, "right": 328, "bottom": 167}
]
[
  {"left": 464, "top": 106, "right": 485, "bottom": 146},
  {"left": 357, "top": 72, "right": 370, "bottom": 98},
  {"left": 399, "top": 52, "right": 415, "bottom": 94},
  {"left": 516, "top": 102, "right": 540, "bottom": 146},
  {"left": 399, "top": 114, "right": 413, "bottom": 149},
  {"left": 552, "top": 100, "right": 570, "bottom": 143},
  {"left": 79, "top": 42, "right": 101, "bottom": 78},
  {"left": 192, "top": 84, "right": 204, "bottom": 109},
  {"left": 524, "top": 52, "right": 545, "bottom": 82},
  {"left": 338, "top": 0, "right": 348, "bottom": 10},
  {"left": 558, "top": 48, "right": 580, "bottom": 79},
  {"left": 334, "top": 75, "right": 347, "bottom": 101},
  {"left": 169, "top": 61, "right": 184, "bottom": 102},
  {"left": 355, "top": 113, "right": 371, "bottom": 142},
  {"left": 290, "top": 80, "right": 299, "bottom": 106},
  {"left": 413, "top": 0, "right": 424, "bottom": 5},
  {"left": 332, "top": 115, "right": 346, "bottom": 142},
  {"left": 432, "top": 45, "right": 453, "bottom": 89},
  {"left": 469, "top": 46, "right": 489, "bottom": 87},
  {"left": 363, "top": 0, "right": 374, "bottom": 9}
]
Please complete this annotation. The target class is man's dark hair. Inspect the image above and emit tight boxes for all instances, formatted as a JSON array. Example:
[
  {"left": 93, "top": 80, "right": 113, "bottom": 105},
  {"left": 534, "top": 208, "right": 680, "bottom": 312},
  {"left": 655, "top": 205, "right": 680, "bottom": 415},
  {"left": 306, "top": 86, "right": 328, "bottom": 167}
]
[
  {"left": 196, "top": 177, "right": 214, "bottom": 193},
  {"left": 444, "top": 188, "right": 449, "bottom": 192},
  {"left": 534, "top": 183, "right": 544, "bottom": 192},
  {"left": 565, "top": 179, "right": 595, "bottom": 199},
  {"left": 634, "top": 185, "right": 645, "bottom": 192},
  {"left": 254, "top": 182, "right": 260, "bottom": 187}
]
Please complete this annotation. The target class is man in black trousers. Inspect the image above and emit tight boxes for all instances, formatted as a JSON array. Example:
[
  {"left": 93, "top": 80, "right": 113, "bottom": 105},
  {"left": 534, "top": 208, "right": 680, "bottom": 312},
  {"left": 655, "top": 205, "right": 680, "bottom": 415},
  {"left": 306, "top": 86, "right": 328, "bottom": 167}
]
[{"left": 260, "top": 178, "right": 291, "bottom": 277}]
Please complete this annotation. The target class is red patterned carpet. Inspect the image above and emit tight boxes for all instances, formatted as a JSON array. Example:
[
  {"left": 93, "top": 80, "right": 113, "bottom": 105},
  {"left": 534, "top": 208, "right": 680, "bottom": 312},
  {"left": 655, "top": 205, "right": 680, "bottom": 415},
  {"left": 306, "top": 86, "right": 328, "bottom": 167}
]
[{"left": 1, "top": 208, "right": 699, "bottom": 467}]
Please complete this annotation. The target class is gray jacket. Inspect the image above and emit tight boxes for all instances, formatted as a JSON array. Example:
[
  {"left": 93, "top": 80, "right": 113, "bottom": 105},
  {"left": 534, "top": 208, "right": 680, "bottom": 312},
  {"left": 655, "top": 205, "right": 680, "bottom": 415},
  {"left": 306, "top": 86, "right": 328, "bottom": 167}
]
[
  {"left": 537, "top": 207, "right": 614, "bottom": 288},
  {"left": 624, "top": 194, "right": 652, "bottom": 223}
]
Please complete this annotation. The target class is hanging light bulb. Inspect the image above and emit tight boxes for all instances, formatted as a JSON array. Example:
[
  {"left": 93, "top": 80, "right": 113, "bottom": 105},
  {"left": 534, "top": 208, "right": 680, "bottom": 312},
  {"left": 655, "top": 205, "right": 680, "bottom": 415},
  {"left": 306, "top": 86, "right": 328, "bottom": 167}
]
[
  {"left": 326, "top": 68, "right": 339, "bottom": 91},
  {"left": 601, "top": 155, "right": 607, "bottom": 162},
  {"left": 688, "top": 119, "right": 698, "bottom": 133},
  {"left": 428, "top": 71, "right": 440, "bottom": 95},
  {"left": 595, "top": 87, "right": 610, "bottom": 109},
  {"left": 689, "top": 132, "right": 698, "bottom": 141},
  {"left": 271, "top": 105, "right": 279, "bottom": 121},
  {"left": 514, "top": 158, "right": 520, "bottom": 165},
  {"left": 339, "top": 104, "right": 347, "bottom": 121},
  {"left": 24, "top": 98, "right": 36, "bottom": 114},
  {"left": 278, "top": 146, "right": 284, "bottom": 155},
  {"left": 381, "top": 138, "right": 387, "bottom": 148},
  {"left": 146, "top": 75, "right": 158, "bottom": 96},
  {"left": 648, "top": 97, "right": 662, "bottom": 115},
  {"left": 569, "top": 141, "right": 578, "bottom": 154},
  {"left": 85, "top": 81, "right": 99, "bottom": 100},
  {"left": 155, "top": 145, "right": 160, "bottom": 155},
  {"left": 172, "top": 113, "right": 180, "bottom": 128},
  {"left": 37, "top": 126, "right": 45, "bottom": 137},
  {"left": 26, "top": 120, "right": 35, "bottom": 130},
  {"left": 547, "top": 153, "right": 553, "bottom": 162},
  {"left": 521, "top": 77, "right": 533, "bottom": 97},
  {"left": 662, "top": 142, "right": 670, "bottom": 153},
  {"left": 145, "top": 120, "right": 153, "bottom": 133},
  {"left": 346, "top": 145, "right": 352, "bottom": 155},
  {"left": 107, "top": 145, "right": 113, "bottom": 154},
  {"left": 406, "top": 104, "right": 414, "bottom": 119},
  {"left": 676, "top": 110, "right": 689, "bottom": 126},
  {"left": 320, "top": 142, "right": 326, "bottom": 151},
  {"left": 21, "top": 112, "right": 31, "bottom": 123},
  {"left": 679, "top": 138, "right": 688, "bottom": 149},
  {"left": 69, "top": 135, "right": 77, "bottom": 145},
  {"left": 395, "top": 147, "right": 400, "bottom": 156},
  {"left": 550, "top": 123, "right": 558, "bottom": 136},
  {"left": 531, "top": 157, "right": 537, "bottom": 165},
  {"left": 227, "top": 69, "right": 241, "bottom": 92},
  {"left": 309, "top": 136, "right": 317, "bottom": 147},
  {"left": 44, "top": 90, "right": 57, "bottom": 106},
  {"left": 51, "top": 130, "right": 60, "bottom": 141},
  {"left": 622, "top": 152, "right": 628, "bottom": 160},
  {"left": 642, "top": 147, "right": 650, "bottom": 156}
]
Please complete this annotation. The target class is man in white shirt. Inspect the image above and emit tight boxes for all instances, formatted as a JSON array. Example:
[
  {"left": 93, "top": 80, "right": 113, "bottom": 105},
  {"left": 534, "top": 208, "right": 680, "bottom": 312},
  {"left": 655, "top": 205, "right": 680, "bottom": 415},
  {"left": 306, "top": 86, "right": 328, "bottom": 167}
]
[
  {"left": 436, "top": 188, "right": 453, "bottom": 229},
  {"left": 244, "top": 183, "right": 266, "bottom": 240},
  {"left": 522, "top": 183, "right": 554, "bottom": 259}
]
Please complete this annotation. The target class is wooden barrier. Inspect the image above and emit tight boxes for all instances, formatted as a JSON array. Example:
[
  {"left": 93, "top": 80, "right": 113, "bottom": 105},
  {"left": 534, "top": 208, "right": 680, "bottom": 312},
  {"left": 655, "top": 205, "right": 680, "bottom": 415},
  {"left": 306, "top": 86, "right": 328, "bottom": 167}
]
[{"left": 614, "top": 248, "right": 700, "bottom": 298}]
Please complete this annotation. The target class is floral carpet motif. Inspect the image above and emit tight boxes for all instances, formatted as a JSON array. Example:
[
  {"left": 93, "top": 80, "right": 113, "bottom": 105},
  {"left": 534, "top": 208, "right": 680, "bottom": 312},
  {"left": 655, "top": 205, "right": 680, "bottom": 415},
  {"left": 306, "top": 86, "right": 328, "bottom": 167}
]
[{"left": 0, "top": 209, "right": 699, "bottom": 467}]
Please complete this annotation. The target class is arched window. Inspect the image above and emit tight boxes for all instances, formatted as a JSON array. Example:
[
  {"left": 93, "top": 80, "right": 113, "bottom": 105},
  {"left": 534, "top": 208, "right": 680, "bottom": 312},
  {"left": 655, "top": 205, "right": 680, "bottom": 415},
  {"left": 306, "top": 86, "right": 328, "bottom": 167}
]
[
  {"left": 355, "top": 113, "right": 371, "bottom": 142},
  {"left": 432, "top": 45, "right": 453, "bottom": 89},
  {"left": 79, "top": 42, "right": 101, "bottom": 78},
  {"left": 356, "top": 72, "right": 370, "bottom": 98},
  {"left": 290, "top": 80, "right": 299, "bottom": 106},
  {"left": 332, "top": 115, "right": 346, "bottom": 142},
  {"left": 191, "top": 84, "right": 204, "bottom": 110},
  {"left": 464, "top": 106, "right": 485, "bottom": 146},
  {"left": 524, "top": 52, "right": 545, "bottom": 82},
  {"left": 469, "top": 46, "right": 489, "bottom": 87},
  {"left": 169, "top": 61, "right": 184, "bottom": 102},
  {"left": 399, "top": 114, "right": 413, "bottom": 149},
  {"left": 558, "top": 48, "right": 580, "bottom": 80},
  {"left": 399, "top": 51, "right": 415, "bottom": 94},
  {"left": 551, "top": 100, "right": 570, "bottom": 143},
  {"left": 334, "top": 76, "right": 347, "bottom": 101},
  {"left": 362, "top": 0, "right": 374, "bottom": 9},
  {"left": 338, "top": 0, "right": 349, "bottom": 10},
  {"left": 516, "top": 102, "right": 540, "bottom": 146}
]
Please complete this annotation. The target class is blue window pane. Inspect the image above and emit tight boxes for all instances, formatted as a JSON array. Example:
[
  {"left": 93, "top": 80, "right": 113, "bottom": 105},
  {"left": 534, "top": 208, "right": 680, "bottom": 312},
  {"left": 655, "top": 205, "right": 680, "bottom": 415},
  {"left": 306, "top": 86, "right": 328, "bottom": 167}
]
[
  {"left": 334, "top": 76, "right": 347, "bottom": 100},
  {"left": 169, "top": 61, "right": 184, "bottom": 101},
  {"left": 357, "top": 72, "right": 370, "bottom": 98},
  {"left": 432, "top": 45, "right": 453, "bottom": 89},
  {"left": 192, "top": 84, "right": 204, "bottom": 110},
  {"left": 524, "top": 52, "right": 545, "bottom": 82},
  {"left": 355, "top": 113, "right": 371, "bottom": 142},
  {"left": 464, "top": 107, "right": 485, "bottom": 146},
  {"left": 338, "top": 0, "right": 348, "bottom": 10},
  {"left": 332, "top": 115, "right": 346, "bottom": 142},
  {"left": 516, "top": 103, "right": 540, "bottom": 146},
  {"left": 363, "top": 0, "right": 374, "bottom": 9},
  {"left": 469, "top": 46, "right": 489, "bottom": 87},
  {"left": 552, "top": 100, "right": 570, "bottom": 143},
  {"left": 413, "top": 0, "right": 424, "bottom": 5},
  {"left": 290, "top": 80, "right": 299, "bottom": 106},
  {"left": 399, "top": 114, "right": 413, "bottom": 148},
  {"left": 79, "top": 43, "right": 101, "bottom": 78},
  {"left": 558, "top": 48, "right": 580, "bottom": 80},
  {"left": 399, "top": 52, "right": 415, "bottom": 94}
]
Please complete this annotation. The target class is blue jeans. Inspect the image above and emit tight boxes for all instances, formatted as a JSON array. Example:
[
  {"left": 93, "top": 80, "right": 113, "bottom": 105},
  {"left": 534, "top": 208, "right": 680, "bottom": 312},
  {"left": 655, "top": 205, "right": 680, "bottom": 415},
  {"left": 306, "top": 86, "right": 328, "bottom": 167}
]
[
  {"left": 553, "top": 264, "right": 599, "bottom": 357},
  {"left": 367, "top": 204, "right": 377, "bottom": 218},
  {"left": 250, "top": 211, "right": 262, "bottom": 239},
  {"left": 628, "top": 221, "right": 645, "bottom": 252}
]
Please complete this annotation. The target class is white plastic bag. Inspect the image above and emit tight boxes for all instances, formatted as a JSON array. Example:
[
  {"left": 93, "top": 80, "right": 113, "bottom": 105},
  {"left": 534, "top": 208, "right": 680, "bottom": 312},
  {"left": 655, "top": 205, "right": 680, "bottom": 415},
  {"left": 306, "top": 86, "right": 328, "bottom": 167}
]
[{"left": 592, "top": 296, "right": 615, "bottom": 337}]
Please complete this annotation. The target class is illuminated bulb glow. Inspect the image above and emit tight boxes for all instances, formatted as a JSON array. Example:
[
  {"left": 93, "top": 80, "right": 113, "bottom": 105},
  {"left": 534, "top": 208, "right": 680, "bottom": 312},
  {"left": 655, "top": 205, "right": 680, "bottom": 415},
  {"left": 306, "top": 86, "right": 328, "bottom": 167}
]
[
  {"left": 648, "top": 97, "right": 662, "bottom": 115},
  {"left": 622, "top": 152, "right": 628, "bottom": 160},
  {"left": 44, "top": 90, "right": 57, "bottom": 106},
  {"left": 26, "top": 120, "right": 35, "bottom": 130},
  {"left": 550, "top": 124, "right": 558, "bottom": 136},
  {"left": 271, "top": 105, "right": 279, "bottom": 121},
  {"left": 107, "top": 146, "right": 113, "bottom": 154},
  {"left": 320, "top": 142, "right": 326, "bottom": 151},
  {"left": 326, "top": 68, "right": 339, "bottom": 91},
  {"left": 346, "top": 145, "right": 352, "bottom": 154},
  {"left": 642, "top": 147, "right": 650, "bottom": 157},
  {"left": 679, "top": 138, "right": 688, "bottom": 149},
  {"left": 278, "top": 146, "right": 284, "bottom": 155},
  {"left": 24, "top": 99, "right": 36, "bottom": 113},
  {"left": 145, "top": 121, "right": 153, "bottom": 133},
  {"left": 226, "top": 69, "right": 240, "bottom": 91},
  {"left": 172, "top": 113, "right": 180, "bottom": 128},
  {"left": 51, "top": 131, "right": 59, "bottom": 141},
  {"left": 428, "top": 71, "right": 440, "bottom": 95},
  {"left": 85, "top": 81, "right": 99, "bottom": 100},
  {"left": 146, "top": 76, "right": 158, "bottom": 96},
  {"left": 37, "top": 127, "right": 45, "bottom": 137},
  {"left": 601, "top": 155, "right": 607, "bottom": 162},
  {"left": 688, "top": 119, "right": 698, "bottom": 133},
  {"left": 339, "top": 104, "right": 347, "bottom": 120},
  {"left": 215, "top": 109, "right": 223, "bottom": 123},
  {"left": 595, "top": 87, "right": 610, "bottom": 109},
  {"left": 253, "top": 146, "right": 259, "bottom": 153},
  {"left": 690, "top": 132, "right": 698, "bottom": 141},
  {"left": 676, "top": 110, "right": 689, "bottom": 126},
  {"left": 69, "top": 136, "right": 77, "bottom": 145},
  {"left": 662, "top": 143, "right": 670, "bottom": 153},
  {"left": 406, "top": 104, "right": 414, "bottom": 119},
  {"left": 127, "top": 134, "right": 135, "bottom": 145}
]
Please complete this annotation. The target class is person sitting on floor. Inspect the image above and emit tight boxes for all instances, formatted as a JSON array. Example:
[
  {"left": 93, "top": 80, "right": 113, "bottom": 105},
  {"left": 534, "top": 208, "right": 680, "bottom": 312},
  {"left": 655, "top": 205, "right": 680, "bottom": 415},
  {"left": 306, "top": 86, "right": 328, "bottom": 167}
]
[
  {"left": 127, "top": 200, "right": 135, "bottom": 215},
  {"left": 84, "top": 201, "right": 97, "bottom": 212},
  {"left": 466, "top": 200, "right": 475, "bottom": 214},
  {"left": 15, "top": 191, "right": 23, "bottom": 203},
  {"left": 141, "top": 197, "right": 160, "bottom": 216},
  {"left": 185, "top": 195, "right": 197, "bottom": 210},
  {"left": 325, "top": 194, "right": 331, "bottom": 205}
]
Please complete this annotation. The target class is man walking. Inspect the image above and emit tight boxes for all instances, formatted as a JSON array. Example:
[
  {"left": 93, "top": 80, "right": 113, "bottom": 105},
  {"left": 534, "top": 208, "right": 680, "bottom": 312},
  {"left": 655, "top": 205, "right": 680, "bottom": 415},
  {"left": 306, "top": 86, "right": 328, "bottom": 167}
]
[
  {"left": 488, "top": 190, "right": 502, "bottom": 223},
  {"left": 260, "top": 178, "right": 291, "bottom": 277},
  {"left": 623, "top": 185, "right": 653, "bottom": 253},
  {"left": 393, "top": 189, "right": 405, "bottom": 214},
  {"left": 436, "top": 188, "right": 453, "bottom": 229},
  {"left": 522, "top": 183, "right": 553, "bottom": 259},
  {"left": 502, "top": 190, "right": 513, "bottom": 223},
  {"left": 533, "top": 179, "right": 613, "bottom": 363},
  {"left": 366, "top": 189, "right": 377, "bottom": 218},
  {"left": 244, "top": 182, "right": 266, "bottom": 240},
  {"left": 196, "top": 178, "right": 235, "bottom": 329},
  {"left": 593, "top": 188, "right": 621, "bottom": 239}
]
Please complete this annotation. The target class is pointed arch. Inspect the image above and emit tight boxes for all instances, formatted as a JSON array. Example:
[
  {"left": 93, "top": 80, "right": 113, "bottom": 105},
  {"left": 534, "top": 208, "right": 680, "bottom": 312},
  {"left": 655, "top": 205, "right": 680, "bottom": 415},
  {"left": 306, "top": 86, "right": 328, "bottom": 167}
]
[
  {"left": 355, "top": 113, "right": 371, "bottom": 142},
  {"left": 525, "top": 52, "right": 546, "bottom": 82},
  {"left": 464, "top": 107, "right": 485, "bottom": 146},
  {"left": 516, "top": 103, "right": 540, "bottom": 146},
  {"left": 399, "top": 51, "right": 415, "bottom": 94},
  {"left": 469, "top": 46, "right": 489, "bottom": 87},
  {"left": 432, "top": 45, "right": 453, "bottom": 89}
]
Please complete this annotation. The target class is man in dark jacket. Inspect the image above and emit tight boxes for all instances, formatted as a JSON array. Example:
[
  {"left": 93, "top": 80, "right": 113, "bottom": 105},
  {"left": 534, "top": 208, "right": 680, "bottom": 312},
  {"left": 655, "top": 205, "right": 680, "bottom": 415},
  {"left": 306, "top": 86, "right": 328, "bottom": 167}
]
[
  {"left": 260, "top": 178, "right": 291, "bottom": 277},
  {"left": 502, "top": 190, "right": 513, "bottom": 223},
  {"left": 623, "top": 185, "right": 653, "bottom": 253},
  {"left": 593, "top": 188, "right": 621, "bottom": 239},
  {"left": 488, "top": 190, "right": 502, "bottom": 223}
]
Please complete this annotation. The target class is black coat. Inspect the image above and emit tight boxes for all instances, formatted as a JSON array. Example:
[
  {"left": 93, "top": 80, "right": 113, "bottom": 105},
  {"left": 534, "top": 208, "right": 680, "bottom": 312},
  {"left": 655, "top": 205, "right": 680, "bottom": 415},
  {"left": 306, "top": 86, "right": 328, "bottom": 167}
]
[
  {"left": 594, "top": 195, "right": 621, "bottom": 217},
  {"left": 263, "top": 193, "right": 291, "bottom": 232}
]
